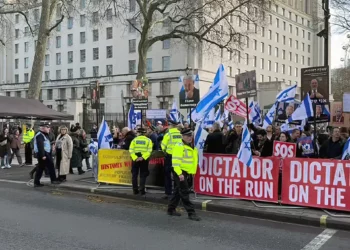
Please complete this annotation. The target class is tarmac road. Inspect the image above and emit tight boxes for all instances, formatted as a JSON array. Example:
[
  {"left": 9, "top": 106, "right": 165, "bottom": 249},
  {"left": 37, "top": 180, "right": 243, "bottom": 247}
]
[{"left": 0, "top": 181, "right": 349, "bottom": 250}]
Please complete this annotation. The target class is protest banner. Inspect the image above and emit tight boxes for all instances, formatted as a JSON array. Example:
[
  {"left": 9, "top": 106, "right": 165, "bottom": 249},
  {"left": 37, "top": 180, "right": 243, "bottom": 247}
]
[
  {"left": 273, "top": 141, "right": 296, "bottom": 158},
  {"left": 297, "top": 136, "right": 314, "bottom": 157},
  {"left": 225, "top": 95, "right": 249, "bottom": 118},
  {"left": 281, "top": 158, "right": 350, "bottom": 211},
  {"left": 194, "top": 154, "right": 280, "bottom": 202}
]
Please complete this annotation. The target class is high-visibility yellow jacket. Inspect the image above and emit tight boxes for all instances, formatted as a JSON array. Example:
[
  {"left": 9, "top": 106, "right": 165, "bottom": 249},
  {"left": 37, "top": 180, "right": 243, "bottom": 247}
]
[
  {"left": 172, "top": 142, "right": 198, "bottom": 176},
  {"left": 129, "top": 135, "right": 153, "bottom": 161},
  {"left": 23, "top": 129, "right": 35, "bottom": 144},
  {"left": 161, "top": 128, "right": 182, "bottom": 154}
]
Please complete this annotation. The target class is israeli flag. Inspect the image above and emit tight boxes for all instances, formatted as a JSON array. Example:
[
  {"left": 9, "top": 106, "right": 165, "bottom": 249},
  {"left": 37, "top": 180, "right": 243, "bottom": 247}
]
[
  {"left": 249, "top": 101, "right": 261, "bottom": 125},
  {"left": 128, "top": 104, "right": 142, "bottom": 129},
  {"left": 191, "top": 64, "right": 228, "bottom": 123},
  {"left": 89, "top": 140, "right": 98, "bottom": 155},
  {"left": 263, "top": 103, "right": 277, "bottom": 129},
  {"left": 276, "top": 84, "right": 297, "bottom": 103},
  {"left": 97, "top": 117, "right": 113, "bottom": 149},
  {"left": 220, "top": 109, "right": 229, "bottom": 127},
  {"left": 203, "top": 108, "right": 215, "bottom": 128},
  {"left": 286, "top": 93, "right": 313, "bottom": 124},
  {"left": 342, "top": 137, "right": 350, "bottom": 160},
  {"left": 237, "top": 121, "right": 253, "bottom": 168},
  {"left": 169, "top": 99, "right": 179, "bottom": 123},
  {"left": 194, "top": 123, "right": 209, "bottom": 168},
  {"left": 280, "top": 123, "right": 303, "bottom": 134},
  {"left": 322, "top": 105, "right": 330, "bottom": 117},
  {"left": 228, "top": 121, "right": 234, "bottom": 130}
]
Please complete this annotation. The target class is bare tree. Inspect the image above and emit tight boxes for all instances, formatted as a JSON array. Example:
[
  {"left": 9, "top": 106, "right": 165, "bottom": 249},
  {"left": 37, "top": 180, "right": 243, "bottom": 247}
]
[
  {"left": 110, "top": 0, "right": 269, "bottom": 80},
  {"left": 331, "top": 67, "right": 350, "bottom": 101},
  {"left": 331, "top": 0, "right": 350, "bottom": 33}
]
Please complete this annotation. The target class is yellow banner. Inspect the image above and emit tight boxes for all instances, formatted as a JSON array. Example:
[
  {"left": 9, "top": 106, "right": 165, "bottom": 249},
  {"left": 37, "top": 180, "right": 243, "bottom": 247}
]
[{"left": 98, "top": 149, "right": 133, "bottom": 185}]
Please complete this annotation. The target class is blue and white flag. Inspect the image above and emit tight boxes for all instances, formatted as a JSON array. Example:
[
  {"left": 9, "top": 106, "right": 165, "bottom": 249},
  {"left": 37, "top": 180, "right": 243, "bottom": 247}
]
[
  {"left": 276, "top": 84, "right": 297, "bottom": 103},
  {"left": 322, "top": 105, "right": 330, "bottom": 117},
  {"left": 97, "top": 117, "right": 113, "bottom": 149},
  {"left": 286, "top": 93, "right": 313, "bottom": 124},
  {"left": 220, "top": 109, "right": 229, "bottom": 127},
  {"left": 342, "top": 137, "right": 350, "bottom": 160},
  {"left": 191, "top": 64, "right": 228, "bottom": 123},
  {"left": 128, "top": 104, "right": 141, "bottom": 129},
  {"left": 249, "top": 101, "right": 261, "bottom": 125},
  {"left": 228, "top": 121, "right": 234, "bottom": 130},
  {"left": 187, "top": 108, "right": 193, "bottom": 124},
  {"left": 280, "top": 123, "right": 303, "bottom": 134},
  {"left": 203, "top": 108, "right": 215, "bottom": 128},
  {"left": 89, "top": 140, "right": 98, "bottom": 155},
  {"left": 263, "top": 103, "right": 277, "bottom": 129},
  {"left": 169, "top": 99, "right": 179, "bottom": 122},
  {"left": 237, "top": 121, "right": 253, "bottom": 168},
  {"left": 194, "top": 123, "right": 209, "bottom": 168}
]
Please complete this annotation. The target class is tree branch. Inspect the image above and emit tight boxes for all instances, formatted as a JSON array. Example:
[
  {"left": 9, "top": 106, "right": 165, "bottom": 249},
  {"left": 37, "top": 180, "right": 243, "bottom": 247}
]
[
  {"left": 0, "top": 39, "right": 5, "bottom": 46},
  {"left": 48, "top": 15, "right": 64, "bottom": 34},
  {"left": 0, "top": 10, "right": 34, "bottom": 35}
]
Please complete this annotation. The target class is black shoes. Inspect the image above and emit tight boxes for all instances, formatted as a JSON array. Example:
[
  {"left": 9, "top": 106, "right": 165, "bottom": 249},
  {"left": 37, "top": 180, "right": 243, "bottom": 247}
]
[
  {"left": 51, "top": 181, "right": 61, "bottom": 185},
  {"left": 133, "top": 190, "right": 139, "bottom": 195},
  {"left": 167, "top": 210, "right": 181, "bottom": 216},
  {"left": 188, "top": 214, "right": 201, "bottom": 221},
  {"left": 34, "top": 183, "right": 44, "bottom": 188}
]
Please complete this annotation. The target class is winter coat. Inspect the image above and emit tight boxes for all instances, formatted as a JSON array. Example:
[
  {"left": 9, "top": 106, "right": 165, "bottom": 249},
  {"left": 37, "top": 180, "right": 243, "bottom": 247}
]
[
  {"left": 0, "top": 134, "right": 10, "bottom": 157},
  {"left": 56, "top": 134, "right": 73, "bottom": 175},
  {"left": 79, "top": 136, "right": 90, "bottom": 159},
  {"left": 121, "top": 131, "right": 136, "bottom": 150},
  {"left": 70, "top": 133, "right": 83, "bottom": 169},
  {"left": 9, "top": 135, "right": 21, "bottom": 149},
  {"left": 205, "top": 130, "right": 225, "bottom": 154}
]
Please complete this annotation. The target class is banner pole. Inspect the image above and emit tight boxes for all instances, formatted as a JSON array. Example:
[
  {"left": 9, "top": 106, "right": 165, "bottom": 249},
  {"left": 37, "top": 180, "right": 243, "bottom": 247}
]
[
  {"left": 313, "top": 99, "right": 318, "bottom": 157},
  {"left": 245, "top": 97, "right": 249, "bottom": 124}
]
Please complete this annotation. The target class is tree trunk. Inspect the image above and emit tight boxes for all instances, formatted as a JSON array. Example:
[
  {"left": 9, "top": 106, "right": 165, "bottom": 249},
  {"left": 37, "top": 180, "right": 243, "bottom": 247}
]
[
  {"left": 27, "top": 0, "right": 52, "bottom": 99},
  {"left": 136, "top": 36, "right": 148, "bottom": 80}
]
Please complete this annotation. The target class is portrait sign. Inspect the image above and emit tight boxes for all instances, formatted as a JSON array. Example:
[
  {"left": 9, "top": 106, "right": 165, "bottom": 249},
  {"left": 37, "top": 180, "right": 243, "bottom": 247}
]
[
  {"left": 90, "top": 80, "right": 100, "bottom": 109},
  {"left": 301, "top": 66, "right": 329, "bottom": 104},
  {"left": 330, "top": 102, "right": 350, "bottom": 127},
  {"left": 132, "top": 78, "right": 149, "bottom": 110},
  {"left": 235, "top": 70, "right": 257, "bottom": 99},
  {"left": 179, "top": 74, "right": 200, "bottom": 109}
]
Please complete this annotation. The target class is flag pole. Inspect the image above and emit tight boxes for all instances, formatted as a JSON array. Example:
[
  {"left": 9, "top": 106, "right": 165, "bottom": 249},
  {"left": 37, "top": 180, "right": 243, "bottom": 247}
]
[
  {"left": 313, "top": 98, "right": 318, "bottom": 157},
  {"left": 245, "top": 97, "right": 249, "bottom": 124}
]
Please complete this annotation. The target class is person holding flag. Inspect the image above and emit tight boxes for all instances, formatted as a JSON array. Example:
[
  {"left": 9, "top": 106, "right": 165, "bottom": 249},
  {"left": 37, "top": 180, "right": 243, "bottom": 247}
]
[
  {"left": 167, "top": 128, "right": 201, "bottom": 221},
  {"left": 129, "top": 128, "right": 153, "bottom": 195}
]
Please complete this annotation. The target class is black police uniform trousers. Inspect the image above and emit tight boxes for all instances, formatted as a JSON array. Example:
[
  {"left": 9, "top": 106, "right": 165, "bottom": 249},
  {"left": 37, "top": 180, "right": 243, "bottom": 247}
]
[
  {"left": 131, "top": 159, "right": 149, "bottom": 192},
  {"left": 168, "top": 170, "right": 195, "bottom": 215},
  {"left": 24, "top": 143, "right": 32, "bottom": 165},
  {"left": 164, "top": 154, "right": 173, "bottom": 195},
  {"left": 34, "top": 152, "right": 57, "bottom": 185}
]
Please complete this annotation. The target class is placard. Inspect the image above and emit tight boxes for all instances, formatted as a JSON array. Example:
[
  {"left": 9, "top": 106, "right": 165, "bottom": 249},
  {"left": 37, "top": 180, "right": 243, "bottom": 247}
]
[
  {"left": 330, "top": 102, "right": 350, "bottom": 127},
  {"left": 224, "top": 95, "right": 249, "bottom": 118},
  {"left": 343, "top": 93, "right": 350, "bottom": 113},
  {"left": 301, "top": 66, "right": 329, "bottom": 104},
  {"left": 235, "top": 70, "right": 257, "bottom": 99},
  {"left": 179, "top": 74, "right": 200, "bottom": 108},
  {"left": 273, "top": 141, "right": 296, "bottom": 158},
  {"left": 146, "top": 109, "right": 166, "bottom": 119},
  {"left": 133, "top": 99, "right": 148, "bottom": 110}
]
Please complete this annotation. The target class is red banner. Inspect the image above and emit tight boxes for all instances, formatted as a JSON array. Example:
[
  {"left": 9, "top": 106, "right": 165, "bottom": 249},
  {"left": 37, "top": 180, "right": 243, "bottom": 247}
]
[
  {"left": 281, "top": 158, "right": 350, "bottom": 211},
  {"left": 194, "top": 154, "right": 280, "bottom": 202},
  {"left": 224, "top": 95, "right": 250, "bottom": 118},
  {"left": 273, "top": 141, "right": 296, "bottom": 158}
]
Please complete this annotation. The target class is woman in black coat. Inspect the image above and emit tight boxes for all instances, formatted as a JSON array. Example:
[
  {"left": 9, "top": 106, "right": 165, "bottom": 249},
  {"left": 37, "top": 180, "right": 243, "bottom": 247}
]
[
  {"left": 69, "top": 129, "right": 85, "bottom": 175},
  {"left": 0, "top": 128, "right": 11, "bottom": 169},
  {"left": 79, "top": 129, "right": 91, "bottom": 170}
]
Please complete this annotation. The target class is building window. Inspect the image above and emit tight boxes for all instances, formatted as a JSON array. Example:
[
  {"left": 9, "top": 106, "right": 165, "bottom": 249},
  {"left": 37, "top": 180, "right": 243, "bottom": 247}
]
[
  {"left": 100, "top": 86, "right": 105, "bottom": 98},
  {"left": 15, "top": 29, "right": 19, "bottom": 39},
  {"left": 162, "top": 56, "right": 170, "bottom": 71},
  {"left": 45, "top": 54, "right": 50, "bottom": 66},
  {"left": 129, "top": 0, "right": 136, "bottom": 12},
  {"left": 260, "top": 58, "right": 264, "bottom": 69},
  {"left": 106, "top": 27, "right": 113, "bottom": 39},
  {"left": 302, "top": 30, "right": 305, "bottom": 38},
  {"left": 71, "top": 87, "right": 77, "bottom": 99},
  {"left": 288, "top": 66, "right": 292, "bottom": 76},
  {"left": 24, "top": 57, "right": 29, "bottom": 68},
  {"left": 80, "top": 67, "right": 86, "bottom": 77},
  {"left": 6, "top": 92, "right": 10, "bottom": 97},
  {"left": 268, "top": 30, "right": 272, "bottom": 40},
  {"left": 276, "top": 33, "right": 279, "bottom": 43},
  {"left": 106, "top": 46, "right": 113, "bottom": 58},
  {"left": 25, "top": 27, "right": 30, "bottom": 36},
  {"left": 92, "top": 11, "right": 99, "bottom": 23},
  {"left": 129, "top": 39, "right": 136, "bottom": 52},
  {"left": 283, "top": 35, "right": 286, "bottom": 45},
  {"left": 268, "top": 60, "right": 271, "bottom": 71},
  {"left": 80, "top": 32, "right": 86, "bottom": 43},
  {"left": 296, "top": 27, "right": 299, "bottom": 36},
  {"left": 93, "top": 29, "right": 99, "bottom": 41},
  {"left": 44, "top": 71, "right": 50, "bottom": 81},
  {"left": 302, "top": 55, "right": 305, "bottom": 65},
  {"left": 295, "top": 67, "right": 298, "bottom": 77},
  {"left": 80, "top": 15, "right": 86, "bottom": 27},
  {"left": 267, "top": 76, "right": 271, "bottom": 82},
  {"left": 268, "top": 45, "right": 271, "bottom": 55},
  {"left": 56, "top": 70, "right": 61, "bottom": 80},
  {"left": 56, "top": 53, "right": 61, "bottom": 65},
  {"left": 68, "top": 69, "right": 73, "bottom": 79},
  {"left": 145, "top": 58, "right": 153, "bottom": 72},
  {"left": 163, "top": 39, "right": 170, "bottom": 49},
  {"left": 282, "top": 50, "right": 285, "bottom": 59},
  {"left": 106, "top": 65, "right": 113, "bottom": 76},
  {"left": 16, "top": 91, "right": 21, "bottom": 98},
  {"left": 295, "top": 54, "right": 298, "bottom": 63},
  {"left": 15, "top": 59, "right": 19, "bottom": 69},
  {"left": 308, "top": 32, "right": 311, "bottom": 40},
  {"left": 253, "top": 56, "right": 257, "bottom": 67},
  {"left": 245, "top": 53, "right": 249, "bottom": 65},
  {"left": 56, "top": 21, "right": 61, "bottom": 31},
  {"left": 260, "top": 75, "right": 264, "bottom": 82},
  {"left": 302, "top": 43, "right": 305, "bottom": 51},
  {"left": 106, "top": 9, "right": 113, "bottom": 20},
  {"left": 80, "top": 0, "right": 86, "bottom": 9},
  {"left": 275, "top": 63, "right": 278, "bottom": 73},
  {"left": 68, "top": 17, "right": 73, "bottom": 29},
  {"left": 93, "top": 66, "right": 99, "bottom": 77},
  {"left": 129, "top": 60, "right": 136, "bottom": 74},
  {"left": 308, "top": 45, "right": 311, "bottom": 53},
  {"left": 93, "top": 48, "right": 99, "bottom": 60},
  {"left": 308, "top": 57, "right": 311, "bottom": 66},
  {"left": 289, "top": 38, "right": 292, "bottom": 47},
  {"left": 15, "top": 74, "right": 19, "bottom": 83},
  {"left": 227, "top": 66, "right": 232, "bottom": 76},
  {"left": 261, "top": 42, "right": 264, "bottom": 53},
  {"left": 25, "top": 42, "right": 29, "bottom": 52},
  {"left": 261, "top": 27, "right": 265, "bottom": 37},
  {"left": 275, "top": 47, "right": 279, "bottom": 57},
  {"left": 59, "top": 88, "right": 66, "bottom": 99},
  {"left": 282, "top": 64, "right": 285, "bottom": 74},
  {"left": 253, "top": 39, "right": 257, "bottom": 50},
  {"left": 15, "top": 14, "right": 19, "bottom": 24},
  {"left": 15, "top": 44, "right": 19, "bottom": 54},
  {"left": 276, "top": 18, "right": 279, "bottom": 28},
  {"left": 80, "top": 50, "right": 86, "bottom": 62},
  {"left": 68, "top": 51, "right": 73, "bottom": 63},
  {"left": 68, "top": 34, "right": 73, "bottom": 46},
  {"left": 24, "top": 73, "right": 29, "bottom": 82},
  {"left": 56, "top": 36, "right": 61, "bottom": 48},
  {"left": 269, "top": 15, "right": 272, "bottom": 24},
  {"left": 128, "top": 18, "right": 136, "bottom": 33},
  {"left": 289, "top": 24, "right": 292, "bottom": 33},
  {"left": 289, "top": 52, "right": 292, "bottom": 61}
]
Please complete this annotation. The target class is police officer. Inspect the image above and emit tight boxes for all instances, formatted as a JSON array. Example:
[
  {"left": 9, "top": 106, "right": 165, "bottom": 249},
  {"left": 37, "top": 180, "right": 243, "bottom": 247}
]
[
  {"left": 161, "top": 120, "right": 182, "bottom": 199},
  {"left": 23, "top": 124, "right": 35, "bottom": 166},
  {"left": 33, "top": 122, "right": 60, "bottom": 187},
  {"left": 129, "top": 128, "right": 153, "bottom": 195},
  {"left": 167, "top": 128, "right": 201, "bottom": 221}
]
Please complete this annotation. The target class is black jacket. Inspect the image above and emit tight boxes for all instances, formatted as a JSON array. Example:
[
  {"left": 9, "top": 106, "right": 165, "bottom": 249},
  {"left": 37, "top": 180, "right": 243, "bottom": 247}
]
[
  {"left": 205, "top": 130, "right": 225, "bottom": 154},
  {"left": 319, "top": 138, "right": 344, "bottom": 159},
  {"left": 122, "top": 131, "right": 136, "bottom": 150},
  {"left": 36, "top": 132, "right": 50, "bottom": 159}
]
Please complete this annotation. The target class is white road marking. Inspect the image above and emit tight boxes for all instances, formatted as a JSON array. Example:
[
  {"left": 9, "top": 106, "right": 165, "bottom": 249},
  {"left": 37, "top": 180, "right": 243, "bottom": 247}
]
[
  {"left": 0, "top": 179, "right": 28, "bottom": 184},
  {"left": 301, "top": 229, "right": 337, "bottom": 250}
]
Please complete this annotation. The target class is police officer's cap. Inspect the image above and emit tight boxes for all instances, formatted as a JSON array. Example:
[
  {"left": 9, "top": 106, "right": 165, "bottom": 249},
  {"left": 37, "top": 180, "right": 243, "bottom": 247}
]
[
  {"left": 168, "top": 119, "right": 179, "bottom": 125},
  {"left": 137, "top": 128, "right": 147, "bottom": 134},
  {"left": 39, "top": 121, "right": 51, "bottom": 128},
  {"left": 181, "top": 128, "right": 193, "bottom": 136}
]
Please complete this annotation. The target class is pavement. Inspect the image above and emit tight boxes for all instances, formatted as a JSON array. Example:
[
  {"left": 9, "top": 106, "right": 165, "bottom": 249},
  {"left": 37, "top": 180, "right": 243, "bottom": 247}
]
[{"left": 1, "top": 180, "right": 350, "bottom": 250}]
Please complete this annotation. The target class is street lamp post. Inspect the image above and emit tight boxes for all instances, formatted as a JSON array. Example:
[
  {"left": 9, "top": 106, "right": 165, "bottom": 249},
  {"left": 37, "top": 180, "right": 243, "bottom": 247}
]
[{"left": 81, "top": 92, "right": 87, "bottom": 130}]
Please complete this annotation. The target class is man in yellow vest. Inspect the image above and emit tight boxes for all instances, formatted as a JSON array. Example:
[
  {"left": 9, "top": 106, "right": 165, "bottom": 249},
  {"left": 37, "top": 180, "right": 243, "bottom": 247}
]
[
  {"left": 161, "top": 120, "right": 182, "bottom": 199},
  {"left": 129, "top": 128, "right": 153, "bottom": 195},
  {"left": 23, "top": 124, "right": 35, "bottom": 165},
  {"left": 167, "top": 128, "right": 201, "bottom": 221}
]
